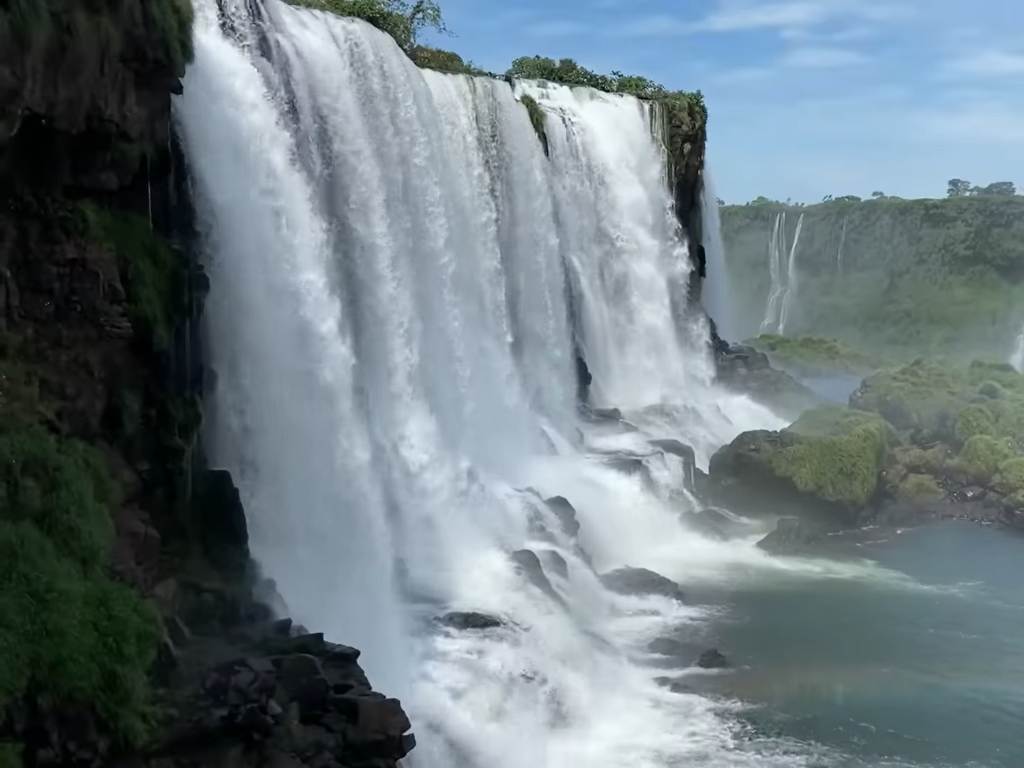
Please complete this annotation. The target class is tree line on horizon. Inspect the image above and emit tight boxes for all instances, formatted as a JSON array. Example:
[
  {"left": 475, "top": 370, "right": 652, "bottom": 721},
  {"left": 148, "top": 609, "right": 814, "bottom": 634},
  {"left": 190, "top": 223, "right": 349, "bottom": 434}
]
[{"left": 730, "top": 179, "right": 1018, "bottom": 208}]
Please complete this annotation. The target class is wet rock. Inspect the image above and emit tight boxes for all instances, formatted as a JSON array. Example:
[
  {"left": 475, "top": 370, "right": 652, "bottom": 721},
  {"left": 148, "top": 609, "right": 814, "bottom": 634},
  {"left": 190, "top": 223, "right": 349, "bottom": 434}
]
[
  {"left": 544, "top": 495, "right": 580, "bottom": 538},
  {"left": 437, "top": 612, "right": 503, "bottom": 630},
  {"left": 277, "top": 655, "right": 329, "bottom": 715},
  {"left": 511, "top": 549, "right": 565, "bottom": 605},
  {"left": 696, "top": 648, "right": 729, "bottom": 669},
  {"left": 539, "top": 549, "right": 569, "bottom": 579},
  {"left": 756, "top": 517, "right": 824, "bottom": 555},
  {"left": 647, "top": 637, "right": 688, "bottom": 657},
  {"left": 684, "top": 507, "right": 750, "bottom": 540},
  {"left": 600, "top": 567, "right": 685, "bottom": 602},
  {"left": 650, "top": 438, "right": 697, "bottom": 489},
  {"left": 195, "top": 469, "right": 249, "bottom": 576}
]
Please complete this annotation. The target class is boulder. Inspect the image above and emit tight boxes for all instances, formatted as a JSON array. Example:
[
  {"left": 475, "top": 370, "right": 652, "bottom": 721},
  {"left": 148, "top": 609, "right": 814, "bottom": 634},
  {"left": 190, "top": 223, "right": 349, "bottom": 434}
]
[
  {"left": 756, "top": 517, "right": 824, "bottom": 555},
  {"left": 683, "top": 507, "right": 749, "bottom": 540},
  {"left": 600, "top": 567, "right": 685, "bottom": 602},
  {"left": 437, "top": 612, "right": 503, "bottom": 630},
  {"left": 543, "top": 496, "right": 580, "bottom": 538},
  {"left": 538, "top": 549, "right": 569, "bottom": 580},
  {"left": 709, "top": 406, "right": 889, "bottom": 523},
  {"left": 696, "top": 648, "right": 729, "bottom": 669},
  {"left": 715, "top": 343, "right": 822, "bottom": 420},
  {"left": 511, "top": 549, "right": 564, "bottom": 605},
  {"left": 647, "top": 637, "right": 688, "bottom": 657},
  {"left": 650, "top": 439, "right": 697, "bottom": 490}
]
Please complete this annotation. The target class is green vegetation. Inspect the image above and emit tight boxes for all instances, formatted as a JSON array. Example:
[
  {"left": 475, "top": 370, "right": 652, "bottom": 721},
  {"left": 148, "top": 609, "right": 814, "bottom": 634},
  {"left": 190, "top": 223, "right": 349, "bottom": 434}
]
[
  {"left": 518, "top": 93, "right": 548, "bottom": 152},
  {"left": 957, "top": 435, "right": 1016, "bottom": 483},
  {"left": 80, "top": 204, "right": 186, "bottom": 352},
  {"left": 897, "top": 473, "right": 944, "bottom": 501},
  {"left": 852, "top": 360, "right": 1024, "bottom": 447},
  {"left": 720, "top": 196, "right": 1024, "bottom": 359},
  {"left": 0, "top": 423, "right": 158, "bottom": 747},
  {"left": 145, "top": 0, "right": 195, "bottom": 71},
  {"left": 287, "top": 0, "right": 443, "bottom": 51},
  {"left": 506, "top": 56, "right": 705, "bottom": 117},
  {"left": 409, "top": 45, "right": 485, "bottom": 75},
  {"left": 750, "top": 334, "right": 881, "bottom": 374},
  {"left": 773, "top": 407, "right": 889, "bottom": 506},
  {"left": 994, "top": 458, "right": 1024, "bottom": 506}
]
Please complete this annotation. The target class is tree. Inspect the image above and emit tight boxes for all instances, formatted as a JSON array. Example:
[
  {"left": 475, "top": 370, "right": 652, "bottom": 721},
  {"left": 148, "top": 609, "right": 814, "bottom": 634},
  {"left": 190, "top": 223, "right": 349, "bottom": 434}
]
[
  {"left": 977, "top": 181, "right": 1016, "bottom": 197},
  {"left": 947, "top": 178, "right": 972, "bottom": 197},
  {"left": 389, "top": 0, "right": 445, "bottom": 44},
  {"left": 871, "top": 190, "right": 885, "bottom": 199}
]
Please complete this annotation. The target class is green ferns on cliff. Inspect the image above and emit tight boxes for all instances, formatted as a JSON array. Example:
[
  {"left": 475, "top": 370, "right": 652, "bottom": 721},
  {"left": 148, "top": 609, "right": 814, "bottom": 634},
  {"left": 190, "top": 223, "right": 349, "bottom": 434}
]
[{"left": 0, "top": 423, "right": 158, "bottom": 746}]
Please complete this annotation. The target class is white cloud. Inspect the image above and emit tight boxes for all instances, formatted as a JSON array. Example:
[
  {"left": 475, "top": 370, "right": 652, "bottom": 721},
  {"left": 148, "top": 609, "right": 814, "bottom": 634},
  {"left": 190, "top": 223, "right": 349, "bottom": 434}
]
[
  {"left": 781, "top": 45, "right": 868, "bottom": 68},
  {"left": 948, "top": 49, "right": 1024, "bottom": 76}
]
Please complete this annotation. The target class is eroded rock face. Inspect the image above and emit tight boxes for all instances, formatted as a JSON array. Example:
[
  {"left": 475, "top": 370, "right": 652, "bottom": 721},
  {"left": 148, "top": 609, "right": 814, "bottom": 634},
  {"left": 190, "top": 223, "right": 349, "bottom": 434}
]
[
  {"left": 756, "top": 517, "right": 824, "bottom": 555},
  {"left": 600, "top": 567, "right": 685, "bottom": 603}
]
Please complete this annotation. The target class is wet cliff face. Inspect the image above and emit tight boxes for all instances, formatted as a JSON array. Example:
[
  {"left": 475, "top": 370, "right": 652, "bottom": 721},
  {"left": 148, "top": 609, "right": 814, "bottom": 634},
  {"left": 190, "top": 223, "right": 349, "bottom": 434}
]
[
  {"left": 0, "top": 0, "right": 191, "bottom": 191},
  {"left": 662, "top": 96, "right": 709, "bottom": 297}
]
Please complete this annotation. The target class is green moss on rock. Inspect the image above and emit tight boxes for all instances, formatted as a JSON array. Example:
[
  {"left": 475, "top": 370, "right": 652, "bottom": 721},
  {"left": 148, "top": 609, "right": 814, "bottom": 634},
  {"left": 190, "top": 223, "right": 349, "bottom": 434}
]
[
  {"left": 994, "top": 458, "right": 1024, "bottom": 506},
  {"left": 897, "top": 473, "right": 944, "bottom": 502},
  {"left": 518, "top": 94, "right": 548, "bottom": 155},
  {"left": 956, "top": 435, "right": 1016, "bottom": 484},
  {"left": 955, "top": 404, "right": 997, "bottom": 442},
  {"left": 773, "top": 407, "right": 889, "bottom": 506},
  {"left": 750, "top": 334, "right": 879, "bottom": 375},
  {"left": 710, "top": 406, "right": 889, "bottom": 511}
]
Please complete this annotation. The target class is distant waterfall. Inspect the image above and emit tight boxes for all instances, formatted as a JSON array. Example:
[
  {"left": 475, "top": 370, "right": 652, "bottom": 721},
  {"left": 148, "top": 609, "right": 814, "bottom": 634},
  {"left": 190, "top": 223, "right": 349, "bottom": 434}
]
[
  {"left": 836, "top": 215, "right": 848, "bottom": 274},
  {"left": 760, "top": 211, "right": 803, "bottom": 334},
  {"left": 699, "top": 164, "right": 739, "bottom": 342},
  {"left": 1012, "top": 326, "right": 1024, "bottom": 372},
  {"left": 176, "top": 1, "right": 786, "bottom": 766}
]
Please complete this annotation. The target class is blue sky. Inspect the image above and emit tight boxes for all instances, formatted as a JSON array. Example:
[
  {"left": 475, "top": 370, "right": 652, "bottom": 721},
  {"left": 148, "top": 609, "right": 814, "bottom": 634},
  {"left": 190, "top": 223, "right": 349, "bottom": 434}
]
[{"left": 423, "top": 0, "right": 1024, "bottom": 203}]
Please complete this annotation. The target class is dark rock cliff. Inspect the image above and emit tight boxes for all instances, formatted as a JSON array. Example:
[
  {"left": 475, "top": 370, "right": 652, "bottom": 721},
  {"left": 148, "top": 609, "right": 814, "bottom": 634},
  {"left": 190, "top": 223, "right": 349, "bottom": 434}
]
[{"left": 0, "top": 3, "right": 413, "bottom": 766}]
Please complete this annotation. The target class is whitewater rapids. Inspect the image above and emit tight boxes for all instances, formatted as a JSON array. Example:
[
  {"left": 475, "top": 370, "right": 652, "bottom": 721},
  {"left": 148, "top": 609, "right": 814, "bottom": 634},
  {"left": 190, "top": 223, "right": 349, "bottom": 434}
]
[{"left": 172, "top": 1, "right": 816, "bottom": 766}]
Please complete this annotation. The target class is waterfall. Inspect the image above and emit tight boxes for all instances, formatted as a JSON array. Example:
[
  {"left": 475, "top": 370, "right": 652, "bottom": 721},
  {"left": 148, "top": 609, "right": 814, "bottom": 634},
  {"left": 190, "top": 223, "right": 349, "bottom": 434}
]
[
  {"left": 698, "top": 164, "right": 738, "bottom": 342},
  {"left": 176, "top": 1, "right": 787, "bottom": 766},
  {"left": 759, "top": 211, "right": 803, "bottom": 335},
  {"left": 836, "top": 215, "right": 848, "bottom": 274},
  {"left": 1012, "top": 326, "right": 1024, "bottom": 372}
]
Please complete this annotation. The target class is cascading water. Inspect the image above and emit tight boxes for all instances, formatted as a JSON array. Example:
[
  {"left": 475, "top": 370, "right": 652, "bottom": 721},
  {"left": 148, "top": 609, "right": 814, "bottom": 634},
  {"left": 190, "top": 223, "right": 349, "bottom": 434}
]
[
  {"left": 1011, "top": 325, "right": 1024, "bottom": 372},
  {"left": 760, "top": 211, "right": 803, "bottom": 335},
  {"left": 699, "top": 164, "right": 739, "bottom": 343},
  {"left": 176, "top": 1, "right": 797, "bottom": 766}
]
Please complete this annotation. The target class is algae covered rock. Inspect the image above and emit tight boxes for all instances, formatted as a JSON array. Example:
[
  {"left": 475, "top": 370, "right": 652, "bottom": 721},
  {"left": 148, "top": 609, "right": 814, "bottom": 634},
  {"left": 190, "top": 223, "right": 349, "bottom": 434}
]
[{"left": 710, "top": 406, "right": 889, "bottom": 520}]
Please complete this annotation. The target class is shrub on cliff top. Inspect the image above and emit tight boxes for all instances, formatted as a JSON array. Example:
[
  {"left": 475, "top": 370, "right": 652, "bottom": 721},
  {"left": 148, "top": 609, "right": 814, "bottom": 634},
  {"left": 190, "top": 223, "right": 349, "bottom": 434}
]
[{"left": 506, "top": 55, "right": 705, "bottom": 114}]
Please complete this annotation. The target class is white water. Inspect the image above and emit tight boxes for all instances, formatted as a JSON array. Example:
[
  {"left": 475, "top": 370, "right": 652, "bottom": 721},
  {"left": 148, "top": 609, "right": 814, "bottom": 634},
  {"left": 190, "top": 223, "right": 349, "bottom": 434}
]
[
  {"left": 699, "top": 164, "right": 739, "bottom": 343},
  {"left": 760, "top": 211, "right": 803, "bottom": 335},
  {"left": 1011, "top": 325, "right": 1024, "bottom": 372},
  {"left": 176, "top": 2, "right": 805, "bottom": 766}
]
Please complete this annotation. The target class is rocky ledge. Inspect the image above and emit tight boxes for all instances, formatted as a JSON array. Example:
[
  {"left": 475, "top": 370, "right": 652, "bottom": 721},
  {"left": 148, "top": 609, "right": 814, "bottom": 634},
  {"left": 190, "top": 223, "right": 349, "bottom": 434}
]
[{"left": 113, "top": 620, "right": 415, "bottom": 768}]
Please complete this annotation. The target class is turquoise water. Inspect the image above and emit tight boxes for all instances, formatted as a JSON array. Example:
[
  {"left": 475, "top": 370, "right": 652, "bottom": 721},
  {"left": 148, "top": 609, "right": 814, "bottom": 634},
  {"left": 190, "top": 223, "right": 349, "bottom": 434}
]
[{"left": 698, "top": 523, "right": 1024, "bottom": 766}]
